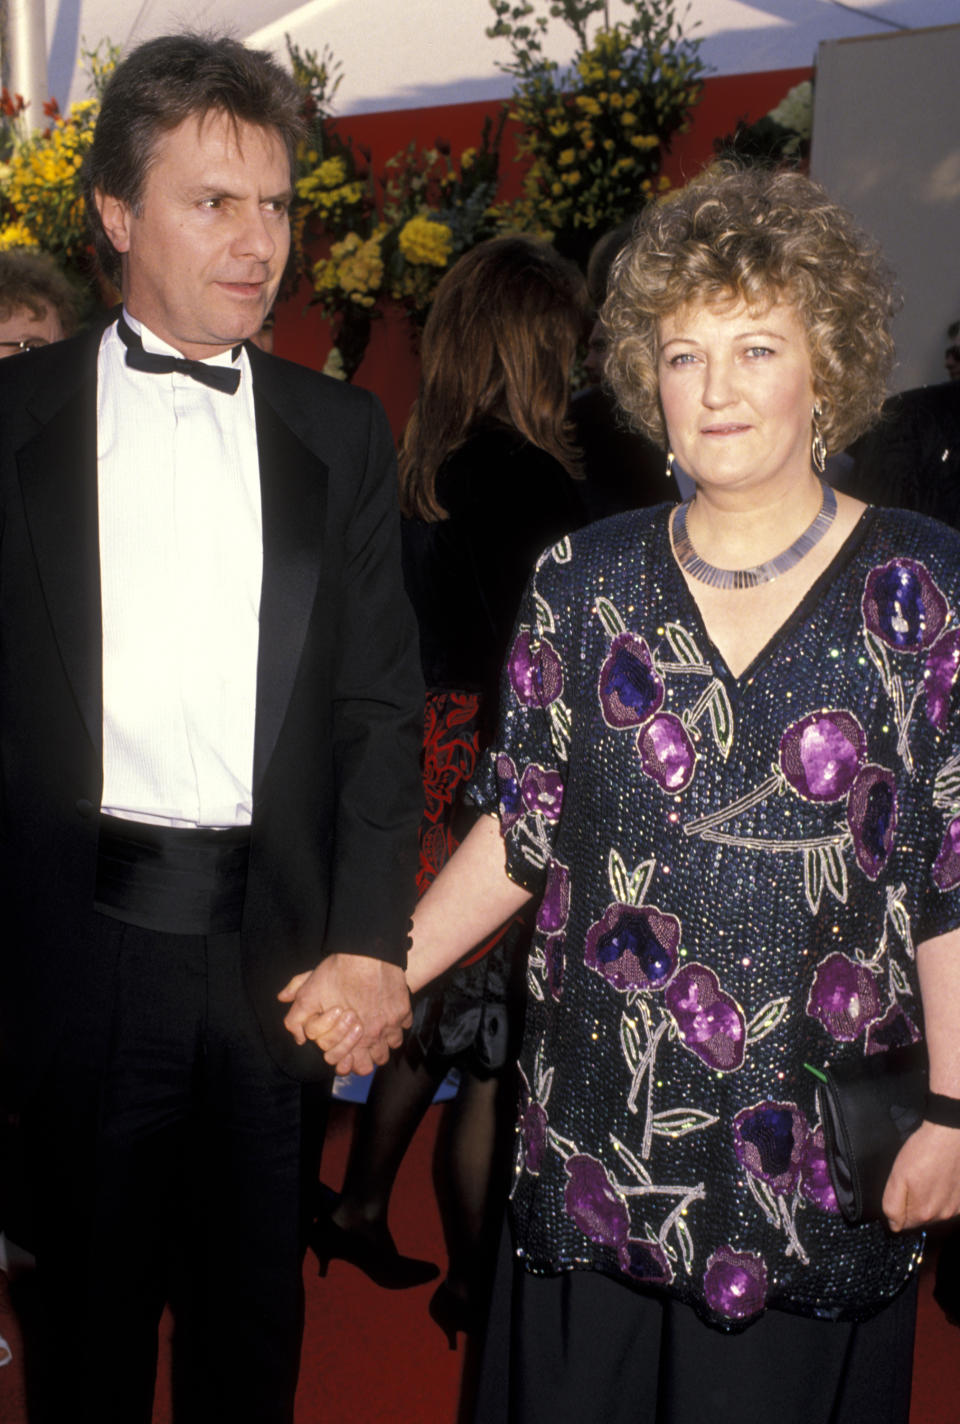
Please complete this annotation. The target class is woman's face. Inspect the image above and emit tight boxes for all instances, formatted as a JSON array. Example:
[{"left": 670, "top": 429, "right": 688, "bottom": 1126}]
[{"left": 657, "top": 297, "right": 817, "bottom": 496}]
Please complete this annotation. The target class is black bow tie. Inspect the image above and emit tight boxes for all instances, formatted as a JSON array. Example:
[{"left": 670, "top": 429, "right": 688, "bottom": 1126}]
[{"left": 117, "top": 314, "right": 242, "bottom": 395}]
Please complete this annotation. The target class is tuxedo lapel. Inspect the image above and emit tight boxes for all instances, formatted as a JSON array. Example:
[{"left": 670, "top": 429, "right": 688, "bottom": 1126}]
[
  {"left": 16, "top": 347, "right": 102, "bottom": 754},
  {"left": 252, "top": 373, "right": 328, "bottom": 792}
]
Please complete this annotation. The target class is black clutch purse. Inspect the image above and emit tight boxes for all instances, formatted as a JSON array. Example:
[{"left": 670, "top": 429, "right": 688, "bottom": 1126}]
[{"left": 806, "top": 1043, "right": 927, "bottom": 1225}]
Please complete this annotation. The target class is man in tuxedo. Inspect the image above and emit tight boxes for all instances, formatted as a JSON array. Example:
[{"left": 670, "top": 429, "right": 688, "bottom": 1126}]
[{"left": 0, "top": 33, "right": 423, "bottom": 1424}]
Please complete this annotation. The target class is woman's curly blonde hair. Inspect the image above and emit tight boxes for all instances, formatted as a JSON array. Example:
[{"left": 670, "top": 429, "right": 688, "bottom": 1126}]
[{"left": 603, "top": 163, "right": 899, "bottom": 454}]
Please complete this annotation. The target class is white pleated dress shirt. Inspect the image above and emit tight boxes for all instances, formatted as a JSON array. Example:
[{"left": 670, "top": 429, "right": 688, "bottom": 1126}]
[{"left": 97, "top": 311, "right": 262, "bottom": 828}]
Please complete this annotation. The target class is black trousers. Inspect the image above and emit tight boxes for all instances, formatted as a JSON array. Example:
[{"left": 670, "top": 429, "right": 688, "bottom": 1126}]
[
  {"left": 476, "top": 1218, "right": 918, "bottom": 1424},
  {"left": 20, "top": 916, "right": 329, "bottom": 1424}
]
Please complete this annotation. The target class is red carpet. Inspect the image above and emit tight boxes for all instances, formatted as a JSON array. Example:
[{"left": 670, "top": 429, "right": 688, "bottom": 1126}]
[{"left": 0, "top": 1099, "right": 957, "bottom": 1422}]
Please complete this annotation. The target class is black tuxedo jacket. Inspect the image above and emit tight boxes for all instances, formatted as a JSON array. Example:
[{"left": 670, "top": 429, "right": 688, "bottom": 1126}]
[{"left": 0, "top": 320, "right": 424, "bottom": 1085}]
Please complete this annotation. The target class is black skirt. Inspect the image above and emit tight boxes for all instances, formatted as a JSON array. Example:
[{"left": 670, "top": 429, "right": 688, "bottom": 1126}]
[{"left": 475, "top": 1217, "right": 918, "bottom": 1424}]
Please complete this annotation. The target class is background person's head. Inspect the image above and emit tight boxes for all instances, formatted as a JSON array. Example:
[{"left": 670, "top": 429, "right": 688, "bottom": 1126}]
[
  {"left": 400, "top": 235, "right": 589, "bottom": 520},
  {"left": 0, "top": 249, "right": 80, "bottom": 355},
  {"left": 82, "top": 33, "right": 303, "bottom": 354},
  {"left": 603, "top": 163, "right": 899, "bottom": 461}
]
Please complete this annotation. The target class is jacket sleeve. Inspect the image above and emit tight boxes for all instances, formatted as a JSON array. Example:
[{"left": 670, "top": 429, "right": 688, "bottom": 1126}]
[{"left": 322, "top": 393, "right": 424, "bottom": 967}]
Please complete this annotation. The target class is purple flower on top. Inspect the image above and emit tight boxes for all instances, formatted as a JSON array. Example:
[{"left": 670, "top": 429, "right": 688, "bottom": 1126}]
[
  {"left": 664, "top": 963, "right": 746, "bottom": 1072},
  {"left": 584, "top": 902, "right": 680, "bottom": 993},
  {"left": 496, "top": 754, "right": 523, "bottom": 830},
  {"left": 564, "top": 1154, "right": 629, "bottom": 1255},
  {"left": 544, "top": 934, "right": 565, "bottom": 1001},
  {"left": 637, "top": 712, "right": 697, "bottom": 793},
  {"left": 925, "top": 627, "right": 960, "bottom": 729},
  {"left": 733, "top": 1100, "right": 809, "bottom": 1196},
  {"left": 806, "top": 953, "right": 882, "bottom": 1041},
  {"left": 508, "top": 630, "right": 564, "bottom": 708},
  {"left": 537, "top": 859, "right": 570, "bottom": 934},
  {"left": 779, "top": 710, "right": 866, "bottom": 803},
  {"left": 519, "top": 1100, "right": 548, "bottom": 1175},
  {"left": 865, "top": 1003, "right": 920, "bottom": 1055},
  {"left": 624, "top": 1238, "right": 674, "bottom": 1286},
  {"left": 520, "top": 763, "right": 564, "bottom": 821},
  {"left": 846, "top": 764, "right": 897, "bottom": 880},
  {"left": 703, "top": 1247, "right": 768, "bottom": 1322},
  {"left": 598, "top": 632, "right": 664, "bottom": 730},
  {"left": 862, "top": 559, "right": 948, "bottom": 653},
  {"left": 799, "top": 1127, "right": 839, "bottom": 1213},
  {"left": 933, "top": 816, "right": 960, "bottom": 892}
]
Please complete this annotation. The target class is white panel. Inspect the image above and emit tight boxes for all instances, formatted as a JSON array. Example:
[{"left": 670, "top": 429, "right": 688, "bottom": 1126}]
[{"left": 811, "top": 23, "right": 960, "bottom": 392}]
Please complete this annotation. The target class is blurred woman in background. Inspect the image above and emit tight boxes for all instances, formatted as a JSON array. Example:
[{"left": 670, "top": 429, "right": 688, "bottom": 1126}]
[{"left": 312, "top": 235, "right": 588, "bottom": 1347}]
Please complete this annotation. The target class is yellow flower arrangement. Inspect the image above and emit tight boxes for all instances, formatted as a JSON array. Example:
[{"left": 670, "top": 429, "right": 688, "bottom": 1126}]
[
  {"left": 0, "top": 45, "right": 119, "bottom": 298},
  {"left": 397, "top": 215, "right": 454, "bottom": 268},
  {"left": 316, "top": 155, "right": 348, "bottom": 187},
  {"left": 0, "top": 219, "right": 37, "bottom": 249},
  {"left": 488, "top": 0, "right": 703, "bottom": 261},
  {"left": 299, "top": 87, "right": 505, "bottom": 377},
  {"left": 312, "top": 226, "right": 387, "bottom": 310},
  {"left": 295, "top": 8, "right": 699, "bottom": 380},
  {"left": 1, "top": 96, "right": 98, "bottom": 266},
  {"left": 295, "top": 133, "right": 370, "bottom": 234}
]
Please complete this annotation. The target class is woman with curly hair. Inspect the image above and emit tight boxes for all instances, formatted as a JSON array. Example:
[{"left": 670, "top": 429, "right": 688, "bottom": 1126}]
[
  {"left": 303, "top": 166, "right": 960, "bottom": 1423},
  {"left": 310, "top": 235, "right": 587, "bottom": 1343}
]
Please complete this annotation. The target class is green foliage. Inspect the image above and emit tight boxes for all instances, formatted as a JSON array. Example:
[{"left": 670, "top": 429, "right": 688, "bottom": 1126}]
[
  {"left": 82, "top": 39, "right": 124, "bottom": 101},
  {"left": 714, "top": 81, "right": 813, "bottom": 167}
]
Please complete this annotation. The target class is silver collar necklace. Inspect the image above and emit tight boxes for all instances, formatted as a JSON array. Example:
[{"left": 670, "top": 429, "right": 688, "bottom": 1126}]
[{"left": 671, "top": 480, "right": 838, "bottom": 590}]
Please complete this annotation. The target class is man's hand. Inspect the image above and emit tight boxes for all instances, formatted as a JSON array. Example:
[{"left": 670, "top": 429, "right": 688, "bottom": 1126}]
[
  {"left": 882, "top": 1121, "right": 960, "bottom": 1232},
  {"left": 278, "top": 954, "right": 412, "bottom": 1076}
]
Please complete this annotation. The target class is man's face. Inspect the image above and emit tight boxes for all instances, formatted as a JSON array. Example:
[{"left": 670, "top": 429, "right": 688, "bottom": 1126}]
[
  {"left": 96, "top": 110, "right": 292, "bottom": 360},
  {"left": 0, "top": 302, "right": 64, "bottom": 356}
]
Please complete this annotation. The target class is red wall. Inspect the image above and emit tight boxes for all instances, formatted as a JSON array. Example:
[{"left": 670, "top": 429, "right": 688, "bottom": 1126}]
[{"left": 273, "top": 66, "right": 812, "bottom": 435}]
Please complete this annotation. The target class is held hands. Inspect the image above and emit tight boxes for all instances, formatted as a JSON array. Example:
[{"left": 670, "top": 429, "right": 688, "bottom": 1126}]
[
  {"left": 882, "top": 1121, "right": 960, "bottom": 1233},
  {"left": 278, "top": 953, "right": 411, "bottom": 1076}
]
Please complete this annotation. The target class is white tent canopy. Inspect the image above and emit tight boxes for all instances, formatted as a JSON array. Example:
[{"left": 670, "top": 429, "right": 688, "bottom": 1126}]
[{"left": 39, "top": 0, "right": 959, "bottom": 117}]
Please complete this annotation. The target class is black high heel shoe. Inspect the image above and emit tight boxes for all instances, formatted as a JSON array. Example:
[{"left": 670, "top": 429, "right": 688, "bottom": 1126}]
[
  {"left": 310, "top": 1192, "right": 439, "bottom": 1290},
  {"left": 428, "top": 1281, "right": 479, "bottom": 1350}
]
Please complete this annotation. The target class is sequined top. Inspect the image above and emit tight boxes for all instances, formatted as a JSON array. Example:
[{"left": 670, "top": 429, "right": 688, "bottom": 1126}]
[{"left": 470, "top": 504, "right": 960, "bottom": 1330}]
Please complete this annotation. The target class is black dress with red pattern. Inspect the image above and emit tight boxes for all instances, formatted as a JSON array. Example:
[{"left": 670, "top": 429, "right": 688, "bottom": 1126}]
[{"left": 401, "top": 425, "right": 583, "bottom": 1072}]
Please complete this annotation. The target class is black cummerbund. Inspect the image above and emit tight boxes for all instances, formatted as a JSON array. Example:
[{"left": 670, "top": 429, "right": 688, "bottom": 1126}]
[{"left": 94, "top": 815, "right": 250, "bottom": 935}]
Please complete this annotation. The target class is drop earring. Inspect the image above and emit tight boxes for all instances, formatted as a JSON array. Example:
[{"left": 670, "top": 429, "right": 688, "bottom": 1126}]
[
  {"left": 811, "top": 405, "right": 827, "bottom": 475},
  {"left": 666, "top": 450, "right": 675, "bottom": 482}
]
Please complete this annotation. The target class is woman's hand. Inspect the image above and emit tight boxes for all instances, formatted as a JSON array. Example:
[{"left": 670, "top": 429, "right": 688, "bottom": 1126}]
[
  {"left": 883, "top": 1120, "right": 960, "bottom": 1232},
  {"left": 886, "top": 925, "right": 960, "bottom": 1231}
]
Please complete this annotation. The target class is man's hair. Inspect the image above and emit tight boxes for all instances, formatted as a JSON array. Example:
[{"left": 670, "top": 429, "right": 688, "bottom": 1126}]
[
  {"left": 399, "top": 235, "right": 588, "bottom": 521},
  {"left": 0, "top": 249, "right": 80, "bottom": 335},
  {"left": 603, "top": 162, "right": 899, "bottom": 454},
  {"left": 82, "top": 32, "right": 304, "bottom": 282}
]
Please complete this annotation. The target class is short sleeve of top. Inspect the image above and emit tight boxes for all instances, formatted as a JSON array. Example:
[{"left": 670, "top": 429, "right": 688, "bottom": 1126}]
[
  {"left": 468, "top": 531, "right": 575, "bottom": 900},
  {"left": 469, "top": 503, "right": 960, "bottom": 1333},
  {"left": 899, "top": 533, "right": 960, "bottom": 942}
]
